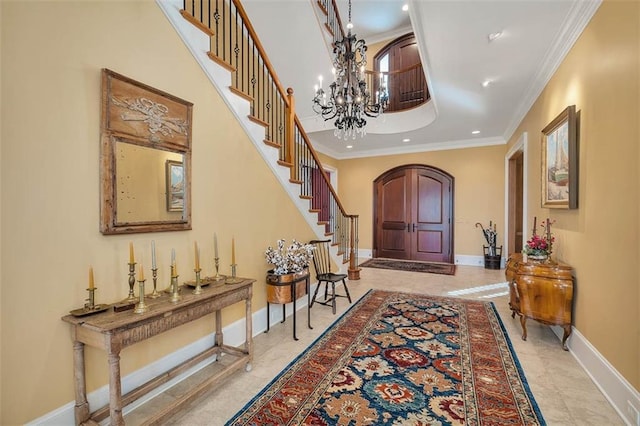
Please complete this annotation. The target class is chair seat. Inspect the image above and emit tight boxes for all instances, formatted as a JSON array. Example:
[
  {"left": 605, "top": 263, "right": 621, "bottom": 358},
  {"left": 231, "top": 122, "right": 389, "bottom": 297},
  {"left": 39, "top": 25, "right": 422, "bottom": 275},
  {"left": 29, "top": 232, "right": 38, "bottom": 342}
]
[{"left": 317, "top": 272, "right": 347, "bottom": 282}]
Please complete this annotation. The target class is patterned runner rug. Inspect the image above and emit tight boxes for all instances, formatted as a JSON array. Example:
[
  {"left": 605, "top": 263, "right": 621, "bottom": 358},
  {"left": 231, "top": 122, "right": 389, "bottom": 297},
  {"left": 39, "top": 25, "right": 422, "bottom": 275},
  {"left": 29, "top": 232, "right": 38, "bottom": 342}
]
[
  {"left": 360, "top": 258, "right": 456, "bottom": 275},
  {"left": 227, "top": 290, "right": 545, "bottom": 425}
]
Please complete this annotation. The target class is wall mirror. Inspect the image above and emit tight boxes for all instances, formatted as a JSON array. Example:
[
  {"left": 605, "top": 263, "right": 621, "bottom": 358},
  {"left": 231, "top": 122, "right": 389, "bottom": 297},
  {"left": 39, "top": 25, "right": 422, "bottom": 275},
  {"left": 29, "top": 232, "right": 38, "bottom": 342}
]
[{"left": 100, "top": 69, "right": 193, "bottom": 234}]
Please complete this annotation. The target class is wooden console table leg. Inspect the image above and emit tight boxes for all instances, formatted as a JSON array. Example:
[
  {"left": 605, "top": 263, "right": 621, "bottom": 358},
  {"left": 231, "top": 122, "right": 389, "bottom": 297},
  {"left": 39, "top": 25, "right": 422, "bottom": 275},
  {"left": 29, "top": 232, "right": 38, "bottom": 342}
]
[
  {"left": 215, "top": 310, "right": 223, "bottom": 348},
  {"left": 520, "top": 316, "right": 528, "bottom": 341},
  {"left": 245, "top": 297, "right": 253, "bottom": 371},
  {"left": 561, "top": 325, "right": 572, "bottom": 351},
  {"left": 72, "top": 340, "right": 90, "bottom": 425},
  {"left": 107, "top": 349, "right": 124, "bottom": 426}
]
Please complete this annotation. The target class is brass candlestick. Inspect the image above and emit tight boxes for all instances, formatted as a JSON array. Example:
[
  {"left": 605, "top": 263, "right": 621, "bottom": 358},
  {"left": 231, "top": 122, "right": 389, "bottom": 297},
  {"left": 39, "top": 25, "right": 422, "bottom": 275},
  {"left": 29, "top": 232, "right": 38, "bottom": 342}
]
[
  {"left": 149, "top": 268, "right": 160, "bottom": 298},
  {"left": 213, "top": 257, "right": 224, "bottom": 281},
  {"left": 134, "top": 278, "right": 149, "bottom": 314},
  {"left": 226, "top": 264, "right": 242, "bottom": 284},
  {"left": 126, "top": 262, "right": 136, "bottom": 301},
  {"left": 164, "top": 265, "right": 174, "bottom": 293},
  {"left": 193, "top": 269, "right": 203, "bottom": 295},
  {"left": 169, "top": 273, "right": 182, "bottom": 303},
  {"left": 85, "top": 288, "right": 96, "bottom": 310}
]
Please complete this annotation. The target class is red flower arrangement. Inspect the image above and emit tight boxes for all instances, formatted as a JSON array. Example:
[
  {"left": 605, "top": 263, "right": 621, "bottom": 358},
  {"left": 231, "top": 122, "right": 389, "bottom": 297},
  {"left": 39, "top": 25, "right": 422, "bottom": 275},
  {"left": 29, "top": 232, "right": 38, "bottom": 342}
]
[{"left": 523, "top": 217, "right": 555, "bottom": 258}]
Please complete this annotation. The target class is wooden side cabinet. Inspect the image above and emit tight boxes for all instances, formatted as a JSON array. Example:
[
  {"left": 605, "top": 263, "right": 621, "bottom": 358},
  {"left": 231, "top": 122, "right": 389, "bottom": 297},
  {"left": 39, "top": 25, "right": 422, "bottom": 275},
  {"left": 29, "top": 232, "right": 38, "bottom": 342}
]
[{"left": 505, "top": 253, "right": 574, "bottom": 350}]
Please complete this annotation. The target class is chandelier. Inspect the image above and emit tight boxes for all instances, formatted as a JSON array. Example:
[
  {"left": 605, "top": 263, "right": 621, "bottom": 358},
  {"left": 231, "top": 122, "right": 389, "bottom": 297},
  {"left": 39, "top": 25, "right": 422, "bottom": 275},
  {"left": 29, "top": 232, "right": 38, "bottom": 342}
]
[{"left": 312, "top": 0, "right": 388, "bottom": 140}]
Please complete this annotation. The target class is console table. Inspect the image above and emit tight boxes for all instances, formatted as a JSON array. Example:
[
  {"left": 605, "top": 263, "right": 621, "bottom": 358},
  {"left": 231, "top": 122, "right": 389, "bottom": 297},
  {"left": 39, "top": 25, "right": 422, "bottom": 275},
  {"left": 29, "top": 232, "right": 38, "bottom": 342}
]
[
  {"left": 61, "top": 278, "right": 254, "bottom": 426},
  {"left": 505, "top": 253, "right": 574, "bottom": 350}
]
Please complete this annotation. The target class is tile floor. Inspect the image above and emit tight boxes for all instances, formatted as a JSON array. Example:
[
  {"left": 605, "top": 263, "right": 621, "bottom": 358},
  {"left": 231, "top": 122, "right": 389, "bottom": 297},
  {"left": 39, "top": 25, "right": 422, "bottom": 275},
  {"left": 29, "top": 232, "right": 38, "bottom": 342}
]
[{"left": 125, "top": 265, "right": 624, "bottom": 425}]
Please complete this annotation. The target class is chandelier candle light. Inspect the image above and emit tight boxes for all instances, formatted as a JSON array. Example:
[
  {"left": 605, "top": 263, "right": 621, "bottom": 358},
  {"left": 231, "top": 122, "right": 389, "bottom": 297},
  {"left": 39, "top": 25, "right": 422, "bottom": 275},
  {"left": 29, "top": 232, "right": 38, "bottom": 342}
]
[{"left": 312, "top": 0, "right": 387, "bottom": 140}]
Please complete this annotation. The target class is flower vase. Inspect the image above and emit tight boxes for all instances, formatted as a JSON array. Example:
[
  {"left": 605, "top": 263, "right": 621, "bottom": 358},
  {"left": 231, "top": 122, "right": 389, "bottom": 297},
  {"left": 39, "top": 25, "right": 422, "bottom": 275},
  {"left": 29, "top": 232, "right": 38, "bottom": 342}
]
[
  {"left": 266, "top": 268, "right": 309, "bottom": 304},
  {"left": 527, "top": 254, "right": 548, "bottom": 262}
]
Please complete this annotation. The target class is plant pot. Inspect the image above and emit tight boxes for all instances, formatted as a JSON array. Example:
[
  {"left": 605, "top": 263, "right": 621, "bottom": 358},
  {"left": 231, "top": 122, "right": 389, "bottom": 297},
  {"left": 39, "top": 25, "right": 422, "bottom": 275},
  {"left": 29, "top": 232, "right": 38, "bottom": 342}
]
[
  {"left": 527, "top": 254, "right": 548, "bottom": 262},
  {"left": 266, "top": 268, "right": 309, "bottom": 304}
]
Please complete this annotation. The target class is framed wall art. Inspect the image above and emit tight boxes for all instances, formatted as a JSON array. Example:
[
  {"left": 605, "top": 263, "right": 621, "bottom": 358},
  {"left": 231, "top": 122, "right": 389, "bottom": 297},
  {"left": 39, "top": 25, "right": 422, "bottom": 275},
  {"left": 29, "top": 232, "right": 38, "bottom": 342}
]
[
  {"left": 541, "top": 105, "right": 578, "bottom": 209},
  {"left": 166, "top": 159, "right": 185, "bottom": 212}
]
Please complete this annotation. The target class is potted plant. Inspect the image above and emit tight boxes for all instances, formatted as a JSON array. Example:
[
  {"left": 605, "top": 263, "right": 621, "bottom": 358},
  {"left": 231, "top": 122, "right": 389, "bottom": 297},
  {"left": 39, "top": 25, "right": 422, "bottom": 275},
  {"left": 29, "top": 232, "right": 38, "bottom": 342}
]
[
  {"left": 265, "top": 239, "right": 315, "bottom": 303},
  {"left": 523, "top": 217, "right": 555, "bottom": 261}
]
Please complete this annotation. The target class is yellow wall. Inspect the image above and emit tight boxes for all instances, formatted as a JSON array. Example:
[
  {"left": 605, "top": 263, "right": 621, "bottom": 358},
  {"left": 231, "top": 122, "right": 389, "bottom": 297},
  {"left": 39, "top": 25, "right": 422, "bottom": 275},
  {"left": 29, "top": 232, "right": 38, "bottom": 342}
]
[
  {"left": 336, "top": 145, "right": 505, "bottom": 255},
  {"left": 0, "top": 1, "right": 316, "bottom": 423},
  {"left": 506, "top": 0, "right": 638, "bottom": 388}
]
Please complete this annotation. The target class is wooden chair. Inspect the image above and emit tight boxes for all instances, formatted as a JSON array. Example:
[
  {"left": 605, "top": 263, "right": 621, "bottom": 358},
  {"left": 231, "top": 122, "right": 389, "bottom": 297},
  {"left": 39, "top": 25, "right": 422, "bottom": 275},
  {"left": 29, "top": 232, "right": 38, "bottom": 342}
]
[{"left": 308, "top": 239, "right": 352, "bottom": 314}]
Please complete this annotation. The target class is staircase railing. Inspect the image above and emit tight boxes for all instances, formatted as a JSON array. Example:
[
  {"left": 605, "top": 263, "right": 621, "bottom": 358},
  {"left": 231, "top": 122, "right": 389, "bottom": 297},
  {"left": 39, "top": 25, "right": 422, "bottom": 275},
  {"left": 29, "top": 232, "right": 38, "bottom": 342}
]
[{"left": 180, "top": 0, "right": 360, "bottom": 278}]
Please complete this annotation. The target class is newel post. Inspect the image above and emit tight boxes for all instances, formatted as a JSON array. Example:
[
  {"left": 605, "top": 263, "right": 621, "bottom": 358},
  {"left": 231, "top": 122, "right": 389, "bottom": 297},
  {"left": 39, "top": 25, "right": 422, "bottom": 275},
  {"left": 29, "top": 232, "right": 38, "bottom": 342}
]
[
  {"left": 348, "top": 215, "right": 361, "bottom": 280},
  {"left": 286, "top": 87, "right": 296, "bottom": 180}
]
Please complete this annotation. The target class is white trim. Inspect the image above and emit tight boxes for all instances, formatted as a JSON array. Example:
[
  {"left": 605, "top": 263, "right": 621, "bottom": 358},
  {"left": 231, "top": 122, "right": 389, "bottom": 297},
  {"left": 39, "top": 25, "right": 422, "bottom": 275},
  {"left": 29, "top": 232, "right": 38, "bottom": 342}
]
[
  {"left": 503, "top": 1, "right": 602, "bottom": 142},
  {"left": 504, "top": 132, "right": 528, "bottom": 256},
  {"left": 550, "top": 326, "right": 640, "bottom": 426}
]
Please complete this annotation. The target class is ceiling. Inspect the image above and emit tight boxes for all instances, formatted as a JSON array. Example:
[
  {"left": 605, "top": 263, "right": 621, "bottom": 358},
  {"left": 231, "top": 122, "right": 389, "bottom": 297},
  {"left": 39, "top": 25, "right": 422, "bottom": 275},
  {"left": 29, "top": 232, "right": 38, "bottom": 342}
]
[{"left": 242, "top": 0, "right": 600, "bottom": 159}]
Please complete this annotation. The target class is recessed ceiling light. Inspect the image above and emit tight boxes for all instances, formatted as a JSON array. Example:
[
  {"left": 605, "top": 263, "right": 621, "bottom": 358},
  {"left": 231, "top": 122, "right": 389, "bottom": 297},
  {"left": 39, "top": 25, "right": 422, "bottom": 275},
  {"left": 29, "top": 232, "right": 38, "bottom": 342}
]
[
  {"left": 402, "top": 138, "right": 410, "bottom": 143},
  {"left": 472, "top": 130, "right": 481, "bottom": 135},
  {"left": 402, "top": 4, "right": 409, "bottom": 12},
  {"left": 482, "top": 79, "right": 491, "bottom": 87},
  {"left": 488, "top": 31, "right": 503, "bottom": 42},
  {"left": 346, "top": 145, "right": 353, "bottom": 149}
]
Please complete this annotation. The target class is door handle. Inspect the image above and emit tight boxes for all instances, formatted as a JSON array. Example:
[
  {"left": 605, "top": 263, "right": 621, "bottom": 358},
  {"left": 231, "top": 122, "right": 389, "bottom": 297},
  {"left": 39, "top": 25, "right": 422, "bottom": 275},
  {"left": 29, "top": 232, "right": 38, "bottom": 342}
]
[
  {"left": 412, "top": 223, "right": 417, "bottom": 232},
  {"left": 407, "top": 223, "right": 411, "bottom": 232}
]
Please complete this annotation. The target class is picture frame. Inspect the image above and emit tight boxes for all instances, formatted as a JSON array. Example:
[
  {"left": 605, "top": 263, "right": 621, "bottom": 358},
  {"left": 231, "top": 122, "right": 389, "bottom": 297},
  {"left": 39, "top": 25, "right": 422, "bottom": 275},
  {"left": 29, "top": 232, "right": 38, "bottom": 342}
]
[
  {"left": 166, "top": 160, "right": 185, "bottom": 212},
  {"left": 541, "top": 105, "right": 578, "bottom": 209}
]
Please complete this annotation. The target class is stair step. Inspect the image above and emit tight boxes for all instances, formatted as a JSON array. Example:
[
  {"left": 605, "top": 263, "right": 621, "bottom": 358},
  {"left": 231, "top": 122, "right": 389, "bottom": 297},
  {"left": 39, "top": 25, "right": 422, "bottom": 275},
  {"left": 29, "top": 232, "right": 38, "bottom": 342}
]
[
  {"left": 317, "top": 221, "right": 329, "bottom": 225},
  {"left": 300, "top": 195, "right": 313, "bottom": 200},
  {"left": 248, "top": 115, "right": 268, "bottom": 127},
  {"left": 309, "top": 209, "right": 321, "bottom": 213},
  {"left": 264, "top": 139, "right": 280, "bottom": 149},
  {"left": 317, "top": 0, "right": 328, "bottom": 16},
  {"left": 277, "top": 160, "right": 293, "bottom": 168},
  {"left": 229, "top": 86, "right": 253, "bottom": 102},
  {"left": 179, "top": 10, "right": 214, "bottom": 37},
  {"left": 324, "top": 23, "right": 334, "bottom": 37},
  {"left": 206, "top": 52, "right": 235, "bottom": 73},
  {"left": 289, "top": 179, "right": 303, "bottom": 185}
]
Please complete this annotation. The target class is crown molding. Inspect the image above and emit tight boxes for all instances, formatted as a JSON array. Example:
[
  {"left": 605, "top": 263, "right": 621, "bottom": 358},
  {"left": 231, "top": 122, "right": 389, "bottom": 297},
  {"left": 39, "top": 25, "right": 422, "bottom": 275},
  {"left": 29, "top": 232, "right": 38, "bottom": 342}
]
[{"left": 502, "top": 0, "right": 602, "bottom": 142}]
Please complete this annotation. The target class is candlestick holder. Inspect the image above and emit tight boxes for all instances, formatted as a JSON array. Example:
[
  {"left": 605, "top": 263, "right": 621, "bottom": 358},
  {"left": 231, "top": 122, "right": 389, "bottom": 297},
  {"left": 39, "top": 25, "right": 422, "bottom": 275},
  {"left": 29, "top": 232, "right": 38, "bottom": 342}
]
[
  {"left": 125, "top": 262, "right": 136, "bottom": 301},
  {"left": 213, "top": 257, "right": 225, "bottom": 281},
  {"left": 134, "top": 278, "right": 149, "bottom": 314},
  {"left": 169, "top": 274, "right": 182, "bottom": 303},
  {"left": 85, "top": 288, "right": 96, "bottom": 310},
  {"left": 164, "top": 265, "right": 174, "bottom": 293},
  {"left": 149, "top": 268, "right": 161, "bottom": 298},
  {"left": 69, "top": 288, "right": 109, "bottom": 317},
  {"left": 226, "top": 264, "right": 242, "bottom": 284},
  {"left": 193, "top": 269, "right": 203, "bottom": 295}
]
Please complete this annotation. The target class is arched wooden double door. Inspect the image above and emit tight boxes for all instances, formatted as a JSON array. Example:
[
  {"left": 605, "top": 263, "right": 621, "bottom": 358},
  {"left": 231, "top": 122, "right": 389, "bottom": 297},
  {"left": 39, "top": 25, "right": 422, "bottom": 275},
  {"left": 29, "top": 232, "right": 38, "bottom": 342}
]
[{"left": 373, "top": 165, "right": 454, "bottom": 263}]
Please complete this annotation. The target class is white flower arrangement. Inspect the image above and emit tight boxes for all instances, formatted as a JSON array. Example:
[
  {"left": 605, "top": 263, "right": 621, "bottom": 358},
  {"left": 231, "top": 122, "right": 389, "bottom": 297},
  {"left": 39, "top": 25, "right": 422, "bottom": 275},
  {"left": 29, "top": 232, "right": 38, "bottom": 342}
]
[{"left": 265, "top": 239, "right": 315, "bottom": 275}]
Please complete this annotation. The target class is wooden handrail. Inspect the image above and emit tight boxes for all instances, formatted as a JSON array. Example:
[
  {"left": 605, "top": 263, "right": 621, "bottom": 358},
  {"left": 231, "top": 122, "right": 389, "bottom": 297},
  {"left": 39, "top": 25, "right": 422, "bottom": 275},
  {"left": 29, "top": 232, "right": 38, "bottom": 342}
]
[
  {"left": 230, "top": 0, "right": 291, "bottom": 106},
  {"left": 329, "top": 0, "right": 345, "bottom": 40},
  {"left": 181, "top": 0, "right": 360, "bottom": 278},
  {"left": 293, "top": 115, "right": 348, "bottom": 216}
]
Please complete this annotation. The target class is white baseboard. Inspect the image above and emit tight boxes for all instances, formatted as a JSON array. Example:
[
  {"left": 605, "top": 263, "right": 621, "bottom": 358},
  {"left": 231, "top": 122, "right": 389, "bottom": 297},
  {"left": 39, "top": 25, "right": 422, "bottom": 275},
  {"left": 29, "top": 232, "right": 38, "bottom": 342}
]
[
  {"left": 357, "top": 250, "right": 504, "bottom": 269},
  {"left": 551, "top": 326, "right": 640, "bottom": 426}
]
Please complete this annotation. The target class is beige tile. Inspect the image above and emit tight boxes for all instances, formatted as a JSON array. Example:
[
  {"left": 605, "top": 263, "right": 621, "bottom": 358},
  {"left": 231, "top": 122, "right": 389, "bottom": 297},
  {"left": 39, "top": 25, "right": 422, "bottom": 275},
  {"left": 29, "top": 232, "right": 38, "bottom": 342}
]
[{"left": 126, "top": 266, "right": 624, "bottom": 425}]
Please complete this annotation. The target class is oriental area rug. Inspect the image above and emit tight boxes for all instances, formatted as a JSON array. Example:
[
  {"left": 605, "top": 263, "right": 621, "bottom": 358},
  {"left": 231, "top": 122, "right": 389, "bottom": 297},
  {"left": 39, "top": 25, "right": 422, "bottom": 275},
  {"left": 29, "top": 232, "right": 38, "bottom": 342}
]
[
  {"left": 227, "top": 290, "right": 545, "bottom": 426},
  {"left": 360, "top": 258, "right": 456, "bottom": 276}
]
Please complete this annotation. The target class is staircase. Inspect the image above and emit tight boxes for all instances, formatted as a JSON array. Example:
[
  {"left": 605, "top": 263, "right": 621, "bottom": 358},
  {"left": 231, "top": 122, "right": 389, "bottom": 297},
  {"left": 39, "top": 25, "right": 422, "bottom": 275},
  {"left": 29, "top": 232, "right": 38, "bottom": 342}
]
[{"left": 157, "top": 0, "right": 360, "bottom": 279}]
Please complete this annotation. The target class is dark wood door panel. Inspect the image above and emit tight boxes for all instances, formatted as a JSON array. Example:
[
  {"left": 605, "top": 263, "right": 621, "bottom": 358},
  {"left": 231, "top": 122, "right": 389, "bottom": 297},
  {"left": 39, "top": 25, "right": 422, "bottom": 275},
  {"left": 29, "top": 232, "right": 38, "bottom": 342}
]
[{"left": 374, "top": 165, "right": 454, "bottom": 263}]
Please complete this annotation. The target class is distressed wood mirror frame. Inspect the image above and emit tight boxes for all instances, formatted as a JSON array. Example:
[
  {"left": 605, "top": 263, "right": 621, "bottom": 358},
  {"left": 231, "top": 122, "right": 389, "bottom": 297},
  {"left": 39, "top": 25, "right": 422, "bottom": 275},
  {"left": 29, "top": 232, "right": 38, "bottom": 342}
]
[{"left": 100, "top": 69, "right": 193, "bottom": 234}]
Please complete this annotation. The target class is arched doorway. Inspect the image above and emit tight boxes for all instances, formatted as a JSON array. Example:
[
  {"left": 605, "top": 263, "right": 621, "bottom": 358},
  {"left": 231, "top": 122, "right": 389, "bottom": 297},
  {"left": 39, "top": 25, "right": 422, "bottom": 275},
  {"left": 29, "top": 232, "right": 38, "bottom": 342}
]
[{"left": 373, "top": 164, "right": 454, "bottom": 263}]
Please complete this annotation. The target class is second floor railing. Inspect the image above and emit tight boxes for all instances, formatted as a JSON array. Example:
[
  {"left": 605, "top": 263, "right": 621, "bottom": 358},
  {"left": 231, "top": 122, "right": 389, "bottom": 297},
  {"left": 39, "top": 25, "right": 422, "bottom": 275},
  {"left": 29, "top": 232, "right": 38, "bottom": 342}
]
[{"left": 180, "top": 0, "right": 359, "bottom": 276}]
